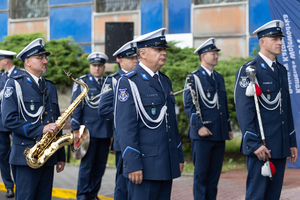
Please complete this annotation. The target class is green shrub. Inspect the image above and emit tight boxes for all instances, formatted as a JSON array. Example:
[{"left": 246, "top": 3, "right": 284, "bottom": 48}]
[{"left": 0, "top": 33, "right": 88, "bottom": 89}]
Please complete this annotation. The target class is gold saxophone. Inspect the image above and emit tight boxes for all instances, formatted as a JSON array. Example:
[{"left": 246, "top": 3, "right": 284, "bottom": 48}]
[{"left": 24, "top": 69, "right": 89, "bottom": 169}]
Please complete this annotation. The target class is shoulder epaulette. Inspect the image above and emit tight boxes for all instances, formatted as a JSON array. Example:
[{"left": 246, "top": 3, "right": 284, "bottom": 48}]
[
  {"left": 79, "top": 74, "right": 88, "bottom": 79},
  {"left": 245, "top": 60, "right": 255, "bottom": 67},
  {"left": 108, "top": 72, "right": 118, "bottom": 78},
  {"left": 125, "top": 70, "right": 137, "bottom": 78},
  {"left": 191, "top": 69, "right": 198, "bottom": 74},
  {"left": 12, "top": 74, "right": 27, "bottom": 80},
  {"left": 45, "top": 78, "right": 55, "bottom": 85}
]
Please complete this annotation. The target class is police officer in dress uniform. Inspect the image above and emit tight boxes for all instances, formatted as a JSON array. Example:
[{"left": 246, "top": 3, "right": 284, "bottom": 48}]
[
  {"left": 183, "top": 38, "right": 233, "bottom": 200},
  {"left": 98, "top": 41, "right": 138, "bottom": 200},
  {"left": 0, "top": 50, "right": 25, "bottom": 198},
  {"left": 114, "top": 28, "right": 184, "bottom": 200},
  {"left": 1, "top": 38, "right": 66, "bottom": 200},
  {"left": 235, "top": 20, "right": 298, "bottom": 200},
  {"left": 71, "top": 52, "right": 113, "bottom": 200}
]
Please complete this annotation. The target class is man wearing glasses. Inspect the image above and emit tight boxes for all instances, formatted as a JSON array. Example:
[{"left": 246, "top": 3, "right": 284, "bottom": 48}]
[{"left": 1, "top": 38, "right": 65, "bottom": 200}]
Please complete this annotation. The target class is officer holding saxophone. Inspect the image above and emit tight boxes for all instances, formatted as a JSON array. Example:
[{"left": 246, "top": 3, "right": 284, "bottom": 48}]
[{"left": 1, "top": 38, "right": 65, "bottom": 200}]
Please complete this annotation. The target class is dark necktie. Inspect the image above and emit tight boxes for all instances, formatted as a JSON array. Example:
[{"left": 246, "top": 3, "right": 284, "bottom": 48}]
[
  {"left": 98, "top": 78, "right": 102, "bottom": 86},
  {"left": 272, "top": 62, "right": 279, "bottom": 78},
  {"left": 4, "top": 72, "right": 8, "bottom": 80},
  {"left": 211, "top": 72, "right": 215, "bottom": 80},
  {"left": 153, "top": 74, "right": 163, "bottom": 90},
  {"left": 38, "top": 79, "right": 43, "bottom": 91}
]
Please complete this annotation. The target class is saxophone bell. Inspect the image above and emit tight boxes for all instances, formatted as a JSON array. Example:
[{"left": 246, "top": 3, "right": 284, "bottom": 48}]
[{"left": 70, "top": 125, "right": 90, "bottom": 159}]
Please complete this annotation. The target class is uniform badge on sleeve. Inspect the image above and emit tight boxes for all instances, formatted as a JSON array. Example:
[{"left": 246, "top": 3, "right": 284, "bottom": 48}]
[
  {"left": 239, "top": 76, "right": 249, "bottom": 88},
  {"left": 72, "top": 83, "right": 78, "bottom": 93},
  {"left": 118, "top": 88, "right": 129, "bottom": 102},
  {"left": 4, "top": 87, "right": 13, "bottom": 98},
  {"left": 103, "top": 84, "right": 111, "bottom": 91}
]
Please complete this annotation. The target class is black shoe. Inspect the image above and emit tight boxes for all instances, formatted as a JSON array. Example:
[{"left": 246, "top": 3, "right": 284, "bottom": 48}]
[
  {"left": 89, "top": 197, "right": 99, "bottom": 200},
  {"left": 6, "top": 188, "right": 14, "bottom": 198}
]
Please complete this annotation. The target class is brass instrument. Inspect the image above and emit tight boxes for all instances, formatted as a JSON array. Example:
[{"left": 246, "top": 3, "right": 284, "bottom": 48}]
[
  {"left": 24, "top": 69, "right": 89, "bottom": 169},
  {"left": 186, "top": 73, "right": 211, "bottom": 125}
]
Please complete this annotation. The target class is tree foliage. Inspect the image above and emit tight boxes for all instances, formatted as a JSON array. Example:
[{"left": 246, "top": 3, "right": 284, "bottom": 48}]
[
  {"left": 0, "top": 33, "right": 255, "bottom": 148},
  {"left": 0, "top": 32, "right": 89, "bottom": 89},
  {"left": 162, "top": 42, "right": 253, "bottom": 143}
]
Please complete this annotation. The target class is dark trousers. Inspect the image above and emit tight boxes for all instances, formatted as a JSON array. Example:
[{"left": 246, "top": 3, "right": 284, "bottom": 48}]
[
  {"left": 246, "top": 156, "right": 286, "bottom": 200},
  {"left": 76, "top": 137, "right": 111, "bottom": 200},
  {"left": 127, "top": 179, "right": 172, "bottom": 200},
  {"left": 192, "top": 139, "right": 225, "bottom": 200},
  {"left": 0, "top": 132, "right": 14, "bottom": 189},
  {"left": 12, "top": 165, "right": 54, "bottom": 200},
  {"left": 114, "top": 151, "right": 128, "bottom": 200}
]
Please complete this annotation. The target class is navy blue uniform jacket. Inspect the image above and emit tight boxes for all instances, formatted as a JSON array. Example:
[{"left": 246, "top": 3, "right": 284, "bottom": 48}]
[
  {"left": 98, "top": 68, "right": 124, "bottom": 151},
  {"left": 1, "top": 72, "right": 65, "bottom": 166},
  {"left": 115, "top": 64, "right": 184, "bottom": 181},
  {"left": 71, "top": 73, "right": 113, "bottom": 138},
  {"left": 0, "top": 67, "right": 25, "bottom": 132},
  {"left": 184, "top": 66, "right": 231, "bottom": 141},
  {"left": 235, "top": 55, "right": 297, "bottom": 158}
]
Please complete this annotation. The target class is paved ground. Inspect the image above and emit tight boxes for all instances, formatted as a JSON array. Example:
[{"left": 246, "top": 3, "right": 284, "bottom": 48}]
[{"left": 1, "top": 165, "right": 300, "bottom": 199}]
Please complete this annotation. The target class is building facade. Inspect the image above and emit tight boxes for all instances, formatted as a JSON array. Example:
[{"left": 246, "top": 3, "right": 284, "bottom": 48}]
[{"left": 0, "top": 0, "right": 272, "bottom": 60}]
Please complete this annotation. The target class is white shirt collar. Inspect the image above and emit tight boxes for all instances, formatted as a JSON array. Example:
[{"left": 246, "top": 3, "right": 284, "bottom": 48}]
[
  {"left": 139, "top": 61, "right": 159, "bottom": 77},
  {"left": 201, "top": 65, "right": 213, "bottom": 76},
  {"left": 7, "top": 66, "right": 15, "bottom": 77},
  {"left": 94, "top": 77, "right": 103, "bottom": 82},
  {"left": 259, "top": 52, "right": 276, "bottom": 69},
  {"left": 121, "top": 68, "right": 128, "bottom": 73}
]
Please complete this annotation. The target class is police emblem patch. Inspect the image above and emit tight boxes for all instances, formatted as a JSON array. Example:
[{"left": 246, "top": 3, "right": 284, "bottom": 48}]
[
  {"left": 30, "top": 103, "right": 35, "bottom": 111},
  {"left": 103, "top": 84, "right": 111, "bottom": 91},
  {"left": 151, "top": 106, "right": 156, "bottom": 115},
  {"left": 4, "top": 87, "right": 13, "bottom": 98},
  {"left": 239, "top": 76, "right": 249, "bottom": 88},
  {"left": 118, "top": 88, "right": 129, "bottom": 102}
]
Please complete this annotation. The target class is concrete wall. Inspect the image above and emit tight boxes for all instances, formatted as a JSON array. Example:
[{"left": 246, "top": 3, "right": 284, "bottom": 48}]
[
  {"left": 9, "top": 19, "right": 49, "bottom": 38},
  {"left": 192, "top": 2, "right": 247, "bottom": 59}
]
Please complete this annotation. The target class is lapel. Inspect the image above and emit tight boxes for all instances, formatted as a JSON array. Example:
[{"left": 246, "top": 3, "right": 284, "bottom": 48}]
[
  {"left": 88, "top": 73, "right": 102, "bottom": 90},
  {"left": 257, "top": 55, "right": 279, "bottom": 83},
  {"left": 199, "top": 66, "right": 215, "bottom": 87},
  {"left": 213, "top": 71, "right": 220, "bottom": 89},
  {"left": 136, "top": 65, "right": 164, "bottom": 96},
  {"left": 159, "top": 73, "right": 169, "bottom": 101},
  {"left": 25, "top": 72, "right": 41, "bottom": 94}
]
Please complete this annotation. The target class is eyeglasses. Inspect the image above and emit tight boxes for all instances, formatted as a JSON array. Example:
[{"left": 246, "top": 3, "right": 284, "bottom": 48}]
[{"left": 32, "top": 55, "right": 49, "bottom": 62}]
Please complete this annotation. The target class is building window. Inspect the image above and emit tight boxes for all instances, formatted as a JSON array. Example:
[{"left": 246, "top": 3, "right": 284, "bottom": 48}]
[
  {"left": 195, "top": 0, "right": 246, "bottom": 4},
  {"left": 96, "top": 0, "right": 140, "bottom": 12},
  {"left": 10, "top": 0, "right": 48, "bottom": 19}
]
